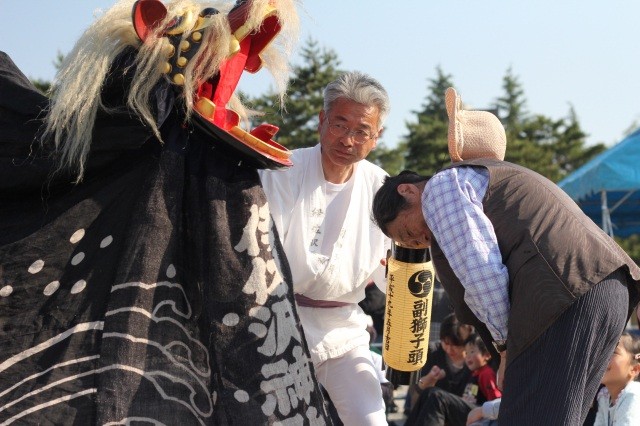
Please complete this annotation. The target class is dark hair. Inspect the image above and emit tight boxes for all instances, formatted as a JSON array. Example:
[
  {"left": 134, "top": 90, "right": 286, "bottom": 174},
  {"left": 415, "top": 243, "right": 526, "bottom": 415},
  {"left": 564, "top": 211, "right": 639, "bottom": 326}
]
[
  {"left": 465, "top": 334, "right": 490, "bottom": 356},
  {"left": 372, "top": 170, "right": 429, "bottom": 235},
  {"left": 619, "top": 332, "right": 640, "bottom": 367},
  {"left": 439, "top": 313, "right": 474, "bottom": 347}
]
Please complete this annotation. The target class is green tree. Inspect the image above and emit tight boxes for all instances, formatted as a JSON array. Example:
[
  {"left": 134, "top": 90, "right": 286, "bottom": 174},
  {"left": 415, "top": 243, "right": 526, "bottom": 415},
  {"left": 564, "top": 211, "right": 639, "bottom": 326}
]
[
  {"left": 545, "top": 107, "right": 606, "bottom": 181},
  {"left": 495, "top": 69, "right": 603, "bottom": 182},
  {"left": 494, "top": 68, "right": 544, "bottom": 171},
  {"left": 368, "top": 141, "right": 406, "bottom": 176},
  {"left": 247, "top": 38, "right": 342, "bottom": 150},
  {"left": 402, "top": 66, "right": 454, "bottom": 176},
  {"left": 30, "top": 51, "right": 65, "bottom": 95},
  {"left": 31, "top": 78, "right": 51, "bottom": 94},
  {"left": 617, "top": 235, "right": 640, "bottom": 264},
  {"left": 495, "top": 67, "right": 527, "bottom": 130}
]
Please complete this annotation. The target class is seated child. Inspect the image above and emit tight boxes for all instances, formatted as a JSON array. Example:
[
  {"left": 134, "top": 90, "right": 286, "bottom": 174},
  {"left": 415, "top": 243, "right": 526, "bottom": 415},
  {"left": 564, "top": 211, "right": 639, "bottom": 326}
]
[
  {"left": 461, "top": 335, "right": 502, "bottom": 407},
  {"left": 406, "top": 313, "right": 473, "bottom": 414},
  {"left": 405, "top": 334, "right": 501, "bottom": 426},
  {"left": 466, "top": 399, "right": 500, "bottom": 426},
  {"left": 594, "top": 332, "right": 640, "bottom": 426}
]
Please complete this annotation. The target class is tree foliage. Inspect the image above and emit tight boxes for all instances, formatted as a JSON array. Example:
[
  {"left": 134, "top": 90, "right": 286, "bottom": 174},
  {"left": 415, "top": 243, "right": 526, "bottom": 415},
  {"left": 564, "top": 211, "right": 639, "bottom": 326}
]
[
  {"left": 401, "top": 66, "right": 453, "bottom": 176},
  {"left": 616, "top": 235, "right": 640, "bottom": 264},
  {"left": 493, "top": 69, "right": 606, "bottom": 181},
  {"left": 29, "top": 51, "right": 65, "bottom": 96},
  {"left": 368, "top": 141, "right": 406, "bottom": 176}
]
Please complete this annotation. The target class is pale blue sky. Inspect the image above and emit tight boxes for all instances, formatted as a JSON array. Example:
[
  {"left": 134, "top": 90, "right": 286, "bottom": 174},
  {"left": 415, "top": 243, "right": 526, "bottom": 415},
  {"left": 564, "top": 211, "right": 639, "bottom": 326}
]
[{"left": 1, "top": 1, "right": 639, "bottom": 150}]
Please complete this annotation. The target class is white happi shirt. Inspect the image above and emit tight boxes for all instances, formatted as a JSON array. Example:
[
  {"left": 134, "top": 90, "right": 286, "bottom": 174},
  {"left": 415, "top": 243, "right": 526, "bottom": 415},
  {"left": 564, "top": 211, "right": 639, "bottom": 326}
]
[{"left": 259, "top": 145, "right": 389, "bottom": 364}]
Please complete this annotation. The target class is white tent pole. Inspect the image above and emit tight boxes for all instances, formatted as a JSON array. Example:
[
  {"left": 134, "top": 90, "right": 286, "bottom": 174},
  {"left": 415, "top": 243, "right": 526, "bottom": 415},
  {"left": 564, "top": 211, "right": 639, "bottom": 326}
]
[
  {"left": 601, "top": 190, "right": 613, "bottom": 237},
  {"left": 608, "top": 189, "right": 636, "bottom": 214}
]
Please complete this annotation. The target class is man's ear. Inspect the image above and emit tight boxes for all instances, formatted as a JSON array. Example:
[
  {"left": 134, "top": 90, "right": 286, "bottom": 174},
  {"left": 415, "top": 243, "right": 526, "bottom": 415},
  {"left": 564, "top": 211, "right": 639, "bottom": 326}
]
[
  {"left": 371, "top": 127, "right": 384, "bottom": 150},
  {"left": 318, "top": 110, "right": 326, "bottom": 133},
  {"left": 631, "top": 362, "right": 640, "bottom": 379},
  {"left": 397, "top": 183, "right": 420, "bottom": 201}
]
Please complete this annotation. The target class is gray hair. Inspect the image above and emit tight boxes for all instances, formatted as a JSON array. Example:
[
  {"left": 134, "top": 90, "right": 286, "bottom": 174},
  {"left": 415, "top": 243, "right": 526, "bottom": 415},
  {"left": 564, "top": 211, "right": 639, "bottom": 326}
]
[{"left": 322, "top": 71, "right": 390, "bottom": 129}]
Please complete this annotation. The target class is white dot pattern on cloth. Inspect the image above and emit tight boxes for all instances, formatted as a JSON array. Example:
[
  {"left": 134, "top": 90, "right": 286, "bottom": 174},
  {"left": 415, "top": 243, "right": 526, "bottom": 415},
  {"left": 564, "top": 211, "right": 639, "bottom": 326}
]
[
  {"left": 69, "top": 229, "right": 85, "bottom": 244},
  {"left": 100, "top": 235, "right": 113, "bottom": 248},
  {"left": 43, "top": 281, "right": 60, "bottom": 296},
  {"left": 248, "top": 322, "right": 267, "bottom": 338},
  {"left": 71, "top": 252, "right": 85, "bottom": 265},
  {"left": 166, "top": 264, "right": 176, "bottom": 279},
  {"left": 0, "top": 285, "right": 13, "bottom": 297},
  {"left": 234, "top": 390, "right": 249, "bottom": 403},
  {"left": 28, "top": 260, "right": 44, "bottom": 274},
  {"left": 223, "top": 313, "right": 240, "bottom": 327},
  {"left": 70, "top": 280, "right": 87, "bottom": 294}
]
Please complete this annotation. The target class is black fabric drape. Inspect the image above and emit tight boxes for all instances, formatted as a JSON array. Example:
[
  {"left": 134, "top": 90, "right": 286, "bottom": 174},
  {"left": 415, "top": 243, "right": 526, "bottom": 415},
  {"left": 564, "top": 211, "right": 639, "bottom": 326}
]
[{"left": 0, "top": 51, "right": 330, "bottom": 425}]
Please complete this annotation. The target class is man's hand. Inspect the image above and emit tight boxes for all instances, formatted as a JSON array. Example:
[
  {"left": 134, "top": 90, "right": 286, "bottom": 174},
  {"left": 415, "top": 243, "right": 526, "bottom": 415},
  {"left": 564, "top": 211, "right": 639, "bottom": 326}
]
[
  {"left": 496, "top": 350, "right": 507, "bottom": 391},
  {"left": 380, "top": 248, "right": 391, "bottom": 267},
  {"left": 418, "top": 365, "right": 445, "bottom": 389}
]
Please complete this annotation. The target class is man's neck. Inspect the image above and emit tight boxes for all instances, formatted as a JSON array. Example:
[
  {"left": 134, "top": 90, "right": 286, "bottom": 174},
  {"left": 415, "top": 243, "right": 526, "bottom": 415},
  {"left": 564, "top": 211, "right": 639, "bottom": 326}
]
[{"left": 322, "top": 161, "right": 354, "bottom": 184}]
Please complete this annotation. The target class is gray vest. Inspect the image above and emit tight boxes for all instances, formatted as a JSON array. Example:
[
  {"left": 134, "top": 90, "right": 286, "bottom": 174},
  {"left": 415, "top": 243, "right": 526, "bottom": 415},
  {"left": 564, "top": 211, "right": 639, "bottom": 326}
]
[{"left": 430, "top": 159, "right": 640, "bottom": 361}]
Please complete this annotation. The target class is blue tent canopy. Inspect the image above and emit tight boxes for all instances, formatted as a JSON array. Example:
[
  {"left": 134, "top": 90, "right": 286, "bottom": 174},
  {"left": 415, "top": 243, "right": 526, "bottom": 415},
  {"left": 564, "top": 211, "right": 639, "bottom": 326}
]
[{"left": 558, "top": 128, "right": 640, "bottom": 238}]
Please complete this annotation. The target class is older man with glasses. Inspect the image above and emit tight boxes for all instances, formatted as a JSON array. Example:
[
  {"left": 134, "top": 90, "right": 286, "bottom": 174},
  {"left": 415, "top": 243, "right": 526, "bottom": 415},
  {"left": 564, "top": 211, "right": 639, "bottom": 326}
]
[{"left": 259, "top": 71, "right": 391, "bottom": 425}]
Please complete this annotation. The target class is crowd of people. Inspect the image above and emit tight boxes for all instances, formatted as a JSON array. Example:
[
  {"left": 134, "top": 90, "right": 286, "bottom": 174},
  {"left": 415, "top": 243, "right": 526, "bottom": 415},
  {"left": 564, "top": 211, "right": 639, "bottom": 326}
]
[
  {"left": 373, "top": 310, "right": 640, "bottom": 426},
  {"left": 384, "top": 315, "right": 639, "bottom": 426},
  {"left": 403, "top": 315, "right": 500, "bottom": 426}
]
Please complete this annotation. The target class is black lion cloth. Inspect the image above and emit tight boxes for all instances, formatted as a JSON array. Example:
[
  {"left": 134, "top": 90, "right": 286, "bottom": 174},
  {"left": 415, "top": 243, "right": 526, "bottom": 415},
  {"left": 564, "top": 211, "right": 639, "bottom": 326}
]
[{"left": 0, "top": 51, "right": 330, "bottom": 425}]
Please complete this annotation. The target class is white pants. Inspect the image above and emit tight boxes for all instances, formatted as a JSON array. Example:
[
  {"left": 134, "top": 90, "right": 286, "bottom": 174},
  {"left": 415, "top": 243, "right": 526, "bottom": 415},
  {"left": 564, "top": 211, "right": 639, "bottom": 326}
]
[{"left": 315, "top": 345, "right": 387, "bottom": 425}]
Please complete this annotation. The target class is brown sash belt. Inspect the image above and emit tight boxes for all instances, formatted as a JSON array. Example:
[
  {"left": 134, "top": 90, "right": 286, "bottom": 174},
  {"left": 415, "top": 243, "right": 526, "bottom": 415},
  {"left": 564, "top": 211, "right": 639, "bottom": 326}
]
[{"left": 294, "top": 293, "right": 352, "bottom": 308}]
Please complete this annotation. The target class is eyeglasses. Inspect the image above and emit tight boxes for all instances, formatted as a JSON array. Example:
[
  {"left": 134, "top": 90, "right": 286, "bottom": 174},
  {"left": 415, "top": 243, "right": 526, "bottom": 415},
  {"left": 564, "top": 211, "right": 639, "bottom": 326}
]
[{"left": 326, "top": 120, "right": 378, "bottom": 144}]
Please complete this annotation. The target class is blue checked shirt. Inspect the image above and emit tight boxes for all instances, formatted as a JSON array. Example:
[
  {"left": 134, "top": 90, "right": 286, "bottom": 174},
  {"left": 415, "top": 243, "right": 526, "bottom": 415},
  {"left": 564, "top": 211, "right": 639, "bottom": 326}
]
[{"left": 423, "top": 166, "right": 509, "bottom": 341}]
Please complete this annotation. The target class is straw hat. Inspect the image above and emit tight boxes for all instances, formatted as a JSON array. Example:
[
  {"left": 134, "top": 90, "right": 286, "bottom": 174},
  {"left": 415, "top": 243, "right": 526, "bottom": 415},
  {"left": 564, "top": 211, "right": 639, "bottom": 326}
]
[{"left": 445, "top": 87, "right": 506, "bottom": 162}]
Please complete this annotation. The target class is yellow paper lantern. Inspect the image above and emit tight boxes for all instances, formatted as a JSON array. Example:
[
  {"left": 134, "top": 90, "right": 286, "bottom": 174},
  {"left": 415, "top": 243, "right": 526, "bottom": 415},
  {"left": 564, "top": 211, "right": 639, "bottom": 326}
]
[{"left": 383, "top": 245, "right": 434, "bottom": 379}]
